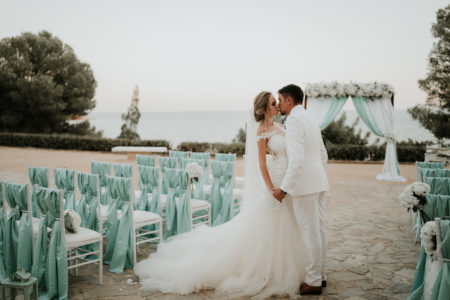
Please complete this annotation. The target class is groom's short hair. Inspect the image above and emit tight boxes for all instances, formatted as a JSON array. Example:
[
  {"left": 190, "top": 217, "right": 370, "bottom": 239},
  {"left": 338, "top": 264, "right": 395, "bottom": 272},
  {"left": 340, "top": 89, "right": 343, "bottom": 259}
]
[{"left": 278, "top": 84, "right": 304, "bottom": 104}]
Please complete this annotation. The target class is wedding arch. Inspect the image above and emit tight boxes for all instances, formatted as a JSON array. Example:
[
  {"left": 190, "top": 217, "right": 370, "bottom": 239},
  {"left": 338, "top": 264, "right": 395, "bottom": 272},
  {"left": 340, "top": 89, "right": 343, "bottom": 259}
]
[{"left": 304, "top": 82, "right": 406, "bottom": 182}]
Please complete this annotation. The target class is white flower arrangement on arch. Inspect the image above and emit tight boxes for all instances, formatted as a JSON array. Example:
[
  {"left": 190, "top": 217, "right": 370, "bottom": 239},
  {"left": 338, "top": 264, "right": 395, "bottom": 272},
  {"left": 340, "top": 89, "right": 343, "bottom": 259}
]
[
  {"left": 186, "top": 162, "right": 203, "bottom": 182},
  {"left": 305, "top": 82, "right": 395, "bottom": 99},
  {"left": 421, "top": 221, "right": 437, "bottom": 256}
]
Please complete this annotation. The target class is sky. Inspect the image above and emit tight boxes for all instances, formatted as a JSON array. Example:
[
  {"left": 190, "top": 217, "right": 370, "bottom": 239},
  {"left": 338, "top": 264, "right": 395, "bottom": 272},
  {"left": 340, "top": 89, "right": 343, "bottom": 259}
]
[{"left": 0, "top": 0, "right": 447, "bottom": 112}]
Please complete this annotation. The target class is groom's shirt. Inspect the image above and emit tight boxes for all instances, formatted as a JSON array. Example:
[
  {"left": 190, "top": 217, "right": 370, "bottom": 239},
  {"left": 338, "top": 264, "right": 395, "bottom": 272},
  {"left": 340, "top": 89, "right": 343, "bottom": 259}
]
[{"left": 280, "top": 105, "right": 329, "bottom": 196}]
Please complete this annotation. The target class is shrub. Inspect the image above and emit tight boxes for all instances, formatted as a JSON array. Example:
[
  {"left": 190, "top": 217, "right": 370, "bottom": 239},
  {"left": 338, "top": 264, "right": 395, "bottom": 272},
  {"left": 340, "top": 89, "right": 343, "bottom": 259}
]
[
  {"left": 0, "top": 132, "right": 170, "bottom": 151},
  {"left": 177, "top": 142, "right": 245, "bottom": 156}
]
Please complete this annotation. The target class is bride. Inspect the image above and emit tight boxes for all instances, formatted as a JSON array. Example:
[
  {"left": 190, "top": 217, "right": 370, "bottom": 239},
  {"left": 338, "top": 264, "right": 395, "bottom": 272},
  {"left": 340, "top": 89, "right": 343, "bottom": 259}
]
[{"left": 134, "top": 91, "right": 306, "bottom": 299}]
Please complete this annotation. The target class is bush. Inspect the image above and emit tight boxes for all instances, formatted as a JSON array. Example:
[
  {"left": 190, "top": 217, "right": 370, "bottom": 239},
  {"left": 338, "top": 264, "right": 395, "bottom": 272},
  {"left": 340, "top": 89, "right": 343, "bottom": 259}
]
[
  {"left": 0, "top": 132, "right": 170, "bottom": 151},
  {"left": 177, "top": 142, "right": 245, "bottom": 156},
  {"left": 396, "top": 145, "right": 426, "bottom": 162},
  {"left": 177, "top": 142, "right": 211, "bottom": 153}
]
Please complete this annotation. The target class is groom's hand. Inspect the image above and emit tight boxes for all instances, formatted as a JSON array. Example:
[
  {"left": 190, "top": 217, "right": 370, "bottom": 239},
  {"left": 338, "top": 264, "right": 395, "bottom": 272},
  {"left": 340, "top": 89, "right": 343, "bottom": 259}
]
[{"left": 272, "top": 188, "right": 286, "bottom": 203}]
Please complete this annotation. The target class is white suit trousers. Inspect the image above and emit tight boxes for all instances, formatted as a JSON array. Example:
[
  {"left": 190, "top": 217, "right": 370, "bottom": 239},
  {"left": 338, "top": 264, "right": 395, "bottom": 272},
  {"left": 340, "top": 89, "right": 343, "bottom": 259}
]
[{"left": 292, "top": 191, "right": 327, "bottom": 286}]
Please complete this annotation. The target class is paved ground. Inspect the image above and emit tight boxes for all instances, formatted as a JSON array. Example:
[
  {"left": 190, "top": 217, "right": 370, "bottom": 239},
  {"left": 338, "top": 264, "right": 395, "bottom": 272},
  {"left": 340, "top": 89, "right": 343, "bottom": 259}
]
[{"left": 0, "top": 147, "right": 420, "bottom": 299}]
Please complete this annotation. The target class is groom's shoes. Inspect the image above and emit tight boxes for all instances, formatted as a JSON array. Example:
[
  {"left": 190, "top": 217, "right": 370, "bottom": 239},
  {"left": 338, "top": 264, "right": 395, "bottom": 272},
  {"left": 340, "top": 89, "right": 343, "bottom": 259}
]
[
  {"left": 299, "top": 283, "right": 322, "bottom": 295},
  {"left": 322, "top": 280, "right": 327, "bottom": 288}
]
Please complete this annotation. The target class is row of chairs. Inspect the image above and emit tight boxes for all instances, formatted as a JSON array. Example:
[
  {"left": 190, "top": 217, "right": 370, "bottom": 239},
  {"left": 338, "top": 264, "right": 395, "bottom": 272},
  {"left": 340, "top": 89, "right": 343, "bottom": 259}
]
[{"left": 408, "top": 162, "right": 450, "bottom": 299}]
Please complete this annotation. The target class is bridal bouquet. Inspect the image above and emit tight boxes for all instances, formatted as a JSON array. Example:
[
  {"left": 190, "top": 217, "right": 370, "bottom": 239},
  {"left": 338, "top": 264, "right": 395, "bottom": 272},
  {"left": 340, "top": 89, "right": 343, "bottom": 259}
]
[
  {"left": 421, "top": 221, "right": 437, "bottom": 256},
  {"left": 399, "top": 182, "right": 430, "bottom": 212},
  {"left": 186, "top": 162, "right": 203, "bottom": 182}
]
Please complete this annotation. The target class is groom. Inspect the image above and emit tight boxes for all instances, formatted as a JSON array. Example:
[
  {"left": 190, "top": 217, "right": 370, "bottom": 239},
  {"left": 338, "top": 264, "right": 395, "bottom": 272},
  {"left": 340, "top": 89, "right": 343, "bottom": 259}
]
[{"left": 273, "top": 84, "right": 329, "bottom": 295}]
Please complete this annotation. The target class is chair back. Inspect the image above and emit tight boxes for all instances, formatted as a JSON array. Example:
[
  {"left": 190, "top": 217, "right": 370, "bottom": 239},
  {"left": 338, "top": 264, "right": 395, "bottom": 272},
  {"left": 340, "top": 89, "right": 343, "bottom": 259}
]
[
  {"left": 159, "top": 157, "right": 178, "bottom": 194},
  {"left": 215, "top": 153, "right": 236, "bottom": 162},
  {"left": 426, "top": 177, "right": 450, "bottom": 196},
  {"left": 191, "top": 152, "right": 211, "bottom": 184},
  {"left": 90, "top": 161, "right": 112, "bottom": 187},
  {"left": 423, "top": 194, "right": 450, "bottom": 223},
  {"left": 433, "top": 218, "right": 450, "bottom": 299},
  {"left": 2, "top": 182, "right": 33, "bottom": 274},
  {"left": 169, "top": 150, "right": 189, "bottom": 166},
  {"left": 76, "top": 172, "right": 101, "bottom": 231},
  {"left": 31, "top": 186, "right": 67, "bottom": 299},
  {"left": 137, "top": 165, "right": 160, "bottom": 213},
  {"left": 418, "top": 162, "right": 445, "bottom": 169},
  {"left": 54, "top": 168, "right": 76, "bottom": 210},
  {"left": 113, "top": 163, "right": 133, "bottom": 178},
  {"left": 136, "top": 154, "right": 156, "bottom": 167}
]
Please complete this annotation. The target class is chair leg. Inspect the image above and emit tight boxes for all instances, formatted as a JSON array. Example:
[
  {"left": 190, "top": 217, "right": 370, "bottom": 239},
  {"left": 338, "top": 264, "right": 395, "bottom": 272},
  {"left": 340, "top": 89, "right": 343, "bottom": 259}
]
[
  {"left": 133, "top": 229, "right": 137, "bottom": 266},
  {"left": 99, "top": 239, "right": 103, "bottom": 285}
]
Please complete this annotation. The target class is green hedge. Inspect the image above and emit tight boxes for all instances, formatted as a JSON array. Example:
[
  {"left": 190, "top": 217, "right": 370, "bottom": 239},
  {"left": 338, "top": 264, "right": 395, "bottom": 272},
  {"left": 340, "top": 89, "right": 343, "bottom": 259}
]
[
  {"left": 177, "top": 142, "right": 245, "bottom": 156},
  {"left": 0, "top": 132, "right": 170, "bottom": 151}
]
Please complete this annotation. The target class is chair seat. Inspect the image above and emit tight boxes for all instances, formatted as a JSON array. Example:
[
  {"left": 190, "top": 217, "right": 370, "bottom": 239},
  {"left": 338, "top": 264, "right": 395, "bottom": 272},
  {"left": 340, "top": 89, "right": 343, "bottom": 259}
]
[
  {"left": 135, "top": 190, "right": 168, "bottom": 208},
  {"left": 65, "top": 227, "right": 102, "bottom": 249},
  {"left": 190, "top": 199, "right": 211, "bottom": 212},
  {"left": 133, "top": 210, "right": 162, "bottom": 227}
]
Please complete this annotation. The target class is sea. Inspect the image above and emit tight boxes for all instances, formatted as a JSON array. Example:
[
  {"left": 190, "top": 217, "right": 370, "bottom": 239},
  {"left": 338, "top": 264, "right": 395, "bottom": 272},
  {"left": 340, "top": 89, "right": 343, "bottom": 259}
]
[{"left": 86, "top": 110, "right": 436, "bottom": 147}]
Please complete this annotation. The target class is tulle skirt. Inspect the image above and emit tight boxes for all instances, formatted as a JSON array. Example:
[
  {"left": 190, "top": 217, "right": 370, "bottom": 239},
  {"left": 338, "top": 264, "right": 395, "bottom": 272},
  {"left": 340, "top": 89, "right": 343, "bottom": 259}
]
[{"left": 134, "top": 187, "right": 307, "bottom": 299}]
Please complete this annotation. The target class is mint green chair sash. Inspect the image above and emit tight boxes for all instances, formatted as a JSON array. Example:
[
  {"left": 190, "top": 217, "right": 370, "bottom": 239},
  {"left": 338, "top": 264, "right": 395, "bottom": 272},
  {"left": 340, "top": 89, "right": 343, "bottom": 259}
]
[
  {"left": 91, "top": 161, "right": 111, "bottom": 205},
  {"left": 210, "top": 161, "right": 224, "bottom": 224},
  {"left": 3, "top": 182, "right": 32, "bottom": 275},
  {"left": 163, "top": 168, "right": 179, "bottom": 240},
  {"left": 28, "top": 166, "right": 49, "bottom": 218},
  {"left": 180, "top": 158, "right": 206, "bottom": 200},
  {"left": 0, "top": 184, "right": 6, "bottom": 280},
  {"left": 418, "top": 162, "right": 445, "bottom": 169},
  {"left": 419, "top": 168, "right": 450, "bottom": 182},
  {"left": 103, "top": 176, "right": 133, "bottom": 273},
  {"left": 431, "top": 220, "right": 450, "bottom": 299},
  {"left": 191, "top": 152, "right": 211, "bottom": 184},
  {"left": 159, "top": 157, "right": 177, "bottom": 195},
  {"left": 426, "top": 177, "right": 450, "bottom": 195},
  {"left": 215, "top": 153, "right": 236, "bottom": 162},
  {"left": 137, "top": 166, "right": 159, "bottom": 212},
  {"left": 169, "top": 150, "right": 189, "bottom": 167},
  {"left": 32, "top": 186, "right": 68, "bottom": 299},
  {"left": 423, "top": 195, "right": 450, "bottom": 222},
  {"left": 213, "top": 162, "right": 234, "bottom": 226},
  {"left": 54, "top": 168, "right": 76, "bottom": 210},
  {"left": 113, "top": 163, "right": 133, "bottom": 178},
  {"left": 77, "top": 172, "right": 100, "bottom": 258},
  {"left": 408, "top": 247, "right": 427, "bottom": 299},
  {"left": 136, "top": 155, "right": 156, "bottom": 167},
  {"left": 175, "top": 169, "right": 191, "bottom": 235}
]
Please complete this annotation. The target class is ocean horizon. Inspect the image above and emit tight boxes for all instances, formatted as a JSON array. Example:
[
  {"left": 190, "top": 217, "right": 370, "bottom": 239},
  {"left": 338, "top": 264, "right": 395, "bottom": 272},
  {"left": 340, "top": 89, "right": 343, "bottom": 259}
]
[{"left": 86, "top": 110, "right": 436, "bottom": 147}]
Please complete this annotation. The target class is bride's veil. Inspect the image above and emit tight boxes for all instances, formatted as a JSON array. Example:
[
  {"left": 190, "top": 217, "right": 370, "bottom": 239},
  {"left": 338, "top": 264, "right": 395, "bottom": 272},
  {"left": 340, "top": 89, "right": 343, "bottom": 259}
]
[{"left": 241, "top": 109, "right": 264, "bottom": 211}]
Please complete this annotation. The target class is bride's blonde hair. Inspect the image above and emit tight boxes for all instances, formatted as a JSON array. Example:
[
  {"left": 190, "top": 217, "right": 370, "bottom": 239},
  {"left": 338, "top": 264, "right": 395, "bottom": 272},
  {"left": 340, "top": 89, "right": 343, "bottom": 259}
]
[{"left": 253, "top": 91, "right": 272, "bottom": 123}]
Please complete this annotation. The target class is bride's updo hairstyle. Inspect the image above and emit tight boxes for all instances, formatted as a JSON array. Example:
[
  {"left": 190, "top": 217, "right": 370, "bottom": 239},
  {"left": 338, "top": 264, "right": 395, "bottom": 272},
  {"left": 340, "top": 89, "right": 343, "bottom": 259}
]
[{"left": 253, "top": 91, "right": 272, "bottom": 123}]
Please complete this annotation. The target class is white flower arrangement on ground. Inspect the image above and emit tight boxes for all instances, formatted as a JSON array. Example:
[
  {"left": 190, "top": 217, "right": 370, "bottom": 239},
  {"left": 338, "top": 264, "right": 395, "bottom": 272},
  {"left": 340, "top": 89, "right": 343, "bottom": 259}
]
[
  {"left": 421, "top": 221, "right": 437, "bottom": 256},
  {"left": 305, "top": 82, "right": 395, "bottom": 99},
  {"left": 64, "top": 209, "right": 81, "bottom": 233},
  {"left": 399, "top": 182, "right": 430, "bottom": 211},
  {"left": 186, "top": 162, "right": 203, "bottom": 182}
]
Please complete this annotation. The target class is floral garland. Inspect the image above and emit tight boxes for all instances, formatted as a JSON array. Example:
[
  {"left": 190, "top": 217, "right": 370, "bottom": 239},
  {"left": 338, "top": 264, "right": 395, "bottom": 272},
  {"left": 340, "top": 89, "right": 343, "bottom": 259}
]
[
  {"left": 421, "top": 221, "right": 437, "bottom": 256},
  {"left": 399, "top": 182, "right": 430, "bottom": 212},
  {"left": 305, "top": 82, "right": 395, "bottom": 99}
]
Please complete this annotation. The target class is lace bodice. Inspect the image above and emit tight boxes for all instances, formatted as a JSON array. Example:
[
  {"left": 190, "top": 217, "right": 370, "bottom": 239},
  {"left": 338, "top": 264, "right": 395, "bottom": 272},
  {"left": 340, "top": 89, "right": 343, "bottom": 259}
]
[{"left": 256, "top": 131, "right": 287, "bottom": 159}]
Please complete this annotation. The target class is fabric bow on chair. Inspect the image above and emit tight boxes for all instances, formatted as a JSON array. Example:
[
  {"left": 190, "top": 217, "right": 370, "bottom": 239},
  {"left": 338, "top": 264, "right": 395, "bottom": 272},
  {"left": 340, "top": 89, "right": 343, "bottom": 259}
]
[
  {"left": 28, "top": 166, "right": 49, "bottom": 218},
  {"left": 54, "top": 168, "right": 76, "bottom": 210}
]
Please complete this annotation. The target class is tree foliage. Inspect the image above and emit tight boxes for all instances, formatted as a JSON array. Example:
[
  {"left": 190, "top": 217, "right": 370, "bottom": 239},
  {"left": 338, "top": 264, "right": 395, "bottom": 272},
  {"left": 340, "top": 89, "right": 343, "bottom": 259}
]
[
  {"left": 0, "top": 31, "right": 100, "bottom": 135},
  {"left": 118, "top": 86, "right": 141, "bottom": 140},
  {"left": 409, "top": 4, "right": 450, "bottom": 140},
  {"left": 321, "top": 112, "right": 371, "bottom": 146}
]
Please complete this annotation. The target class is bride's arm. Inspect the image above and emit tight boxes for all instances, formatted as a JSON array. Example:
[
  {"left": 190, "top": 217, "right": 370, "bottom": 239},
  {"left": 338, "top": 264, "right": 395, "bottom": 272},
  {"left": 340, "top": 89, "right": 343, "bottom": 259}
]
[{"left": 257, "top": 138, "right": 275, "bottom": 192}]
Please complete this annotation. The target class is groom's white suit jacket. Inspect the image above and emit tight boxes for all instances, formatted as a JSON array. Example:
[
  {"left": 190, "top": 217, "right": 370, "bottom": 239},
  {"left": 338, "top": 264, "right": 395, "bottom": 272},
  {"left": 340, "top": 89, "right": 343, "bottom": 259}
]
[{"left": 280, "top": 105, "right": 329, "bottom": 196}]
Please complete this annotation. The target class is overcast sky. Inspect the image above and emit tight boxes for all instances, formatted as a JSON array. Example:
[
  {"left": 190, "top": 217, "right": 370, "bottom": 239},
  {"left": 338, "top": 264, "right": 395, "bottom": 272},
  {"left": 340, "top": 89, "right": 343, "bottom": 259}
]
[{"left": 0, "top": 0, "right": 447, "bottom": 112}]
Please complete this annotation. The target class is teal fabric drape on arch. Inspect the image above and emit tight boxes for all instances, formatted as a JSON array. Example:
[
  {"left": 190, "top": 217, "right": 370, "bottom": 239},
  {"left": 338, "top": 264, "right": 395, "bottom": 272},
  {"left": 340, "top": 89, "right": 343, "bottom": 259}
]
[
  {"left": 31, "top": 186, "right": 68, "bottom": 300},
  {"left": 431, "top": 220, "right": 450, "bottom": 299},
  {"left": 54, "top": 168, "right": 76, "bottom": 210},
  {"left": 4, "top": 182, "right": 32, "bottom": 274},
  {"left": 28, "top": 166, "right": 49, "bottom": 218},
  {"left": 136, "top": 155, "right": 156, "bottom": 167},
  {"left": 213, "top": 162, "right": 234, "bottom": 226},
  {"left": 163, "top": 168, "right": 179, "bottom": 239},
  {"left": 90, "top": 161, "right": 111, "bottom": 205},
  {"left": 319, "top": 97, "right": 348, "bottom": 130},
  {"left": 159, "top": 157, "right": 177, "bottom": 195},
  {"left": 103, "top": 176, "right": 134, "bottom": 273}
]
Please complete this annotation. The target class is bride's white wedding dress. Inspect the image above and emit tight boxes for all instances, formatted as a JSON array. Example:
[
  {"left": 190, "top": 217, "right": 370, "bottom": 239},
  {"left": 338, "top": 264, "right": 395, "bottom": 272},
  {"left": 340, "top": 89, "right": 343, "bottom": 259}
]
[{"left": 134, "top": 121, "right": 306, "bottom": 299}]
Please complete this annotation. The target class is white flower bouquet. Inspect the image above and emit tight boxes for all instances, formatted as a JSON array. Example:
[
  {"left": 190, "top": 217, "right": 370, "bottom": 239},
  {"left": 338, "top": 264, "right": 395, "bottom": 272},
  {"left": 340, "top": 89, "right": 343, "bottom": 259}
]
[
  {"left": 421, "top": 221, "right": 437, "bottom": 256},
  {"left": 186, "top": 162, "right": 203, "bottom": 182},
  {"left": 64, "top": 209, "right": 81, "bottom": 233},
  {"left": 399, "top": 182, "right": 430, "bottom": 212},
  {"left": 305, "top": 82, "right": 395, "bottom": 99}
]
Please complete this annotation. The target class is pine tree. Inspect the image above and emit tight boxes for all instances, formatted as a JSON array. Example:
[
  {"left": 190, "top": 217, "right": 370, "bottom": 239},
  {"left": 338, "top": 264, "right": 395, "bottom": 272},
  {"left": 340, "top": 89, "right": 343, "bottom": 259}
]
[{"left": 118, "top": 86, "right": 141, "bottom": 140}]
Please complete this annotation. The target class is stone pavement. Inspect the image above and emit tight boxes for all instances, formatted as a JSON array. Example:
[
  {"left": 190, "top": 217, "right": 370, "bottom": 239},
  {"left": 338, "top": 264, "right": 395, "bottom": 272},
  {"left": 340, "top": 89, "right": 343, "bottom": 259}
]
[{"left": 64, "top": 172, "right": 418, "bottom": 300}]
